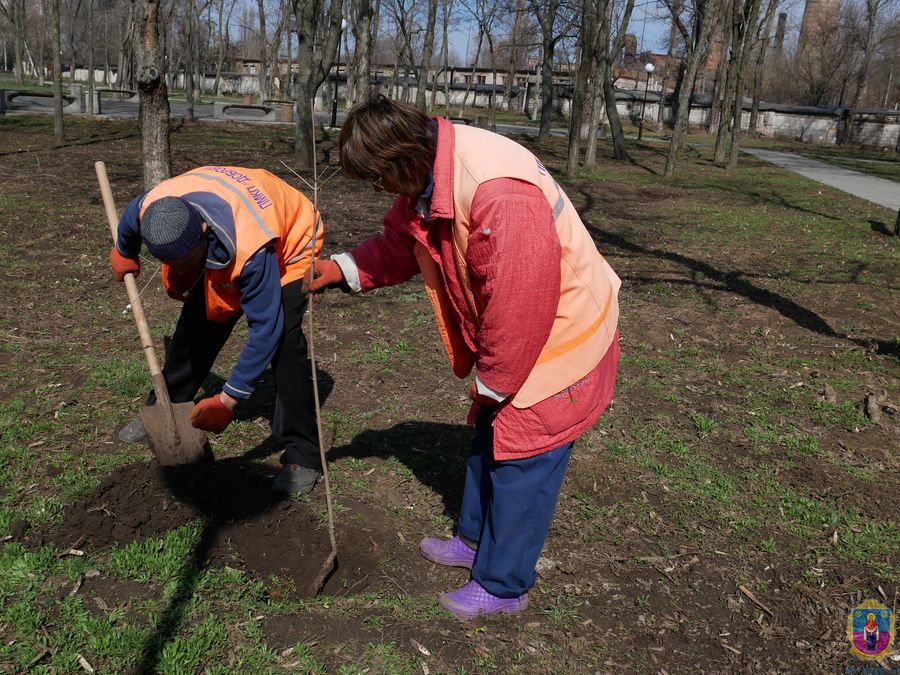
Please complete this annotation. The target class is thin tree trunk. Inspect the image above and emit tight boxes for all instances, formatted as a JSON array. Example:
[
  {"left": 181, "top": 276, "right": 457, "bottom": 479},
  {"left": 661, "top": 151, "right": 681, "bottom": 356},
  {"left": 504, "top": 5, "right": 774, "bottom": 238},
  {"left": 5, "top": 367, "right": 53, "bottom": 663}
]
[
  {"left": 135, "top": 0, "right": 172, "bottom": 188},
  {"left": 709, "top": 0, "right": 731, "bottom": 137},
  {"left": 51, "top": 0, "right": 64, "bottom": 141},
  {"left": 727, "top": 0, "right": 762, "bottom": 168},
  {"left": 603, "top": 0, "right": 635, "bottom": 160},
  {"left": 567, "top": 0, "right": 598, "bottom": 176},
  {"left": 664, "top": 0, "right": 715, "bottom": 177},
  {"left": 416, "top": 0, "right": 438, "bottom": 111},
  {"left": 504, "top": 0, "right": 525, "bottom": 111},
  {"left": 656, "top": 18, "right": 677, "bottom": 130},
  {"left": 459, "top": 31, "right": 483, "bottom": 116},
  {"left": 442, "top": 0, "right": 451, "bottom": 116},
  {"left": 538, "top": 31, "right": 554, "bottom": 142},
  {"left": 38, "top": 0, "right": 48, "bottom": 85},
  {"left": 87, "top": 0, "right": 94, "bottom": 114},
  {"left": 842, "top": 0, "right": 879, "bottom": 146},
  {"left": 714, "top": 0, "right": 737, "bottom": 162},
  {"left": 749, "top": 0, "right": 776, "bottom": 133},
  {"left": 184, "top": 2, "right": 196, "bottom": 121},
  {"left": 257, "top": 0, "right": 268, "bottom": 101}
]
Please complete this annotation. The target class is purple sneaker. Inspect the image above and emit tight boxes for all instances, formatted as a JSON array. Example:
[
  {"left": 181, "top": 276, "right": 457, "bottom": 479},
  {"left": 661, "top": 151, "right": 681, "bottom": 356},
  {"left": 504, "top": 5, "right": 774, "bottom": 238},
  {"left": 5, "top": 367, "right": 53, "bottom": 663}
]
[
  {"left": 420, "top": 535, "right": 476, "bottom": 569},
  {"left": 438, "top": 580, "right": 529, "bottom": 619}
]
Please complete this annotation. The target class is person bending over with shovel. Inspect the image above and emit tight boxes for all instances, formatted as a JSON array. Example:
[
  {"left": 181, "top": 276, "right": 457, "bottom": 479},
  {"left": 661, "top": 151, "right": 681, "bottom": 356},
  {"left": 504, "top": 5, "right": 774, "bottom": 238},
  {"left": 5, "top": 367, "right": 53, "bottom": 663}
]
[
  {"left": 109, "top": 166, "right": 324, "bottom": 495},
  {"left": 309, "top": 96, "right": 622, "bottom": 619}
]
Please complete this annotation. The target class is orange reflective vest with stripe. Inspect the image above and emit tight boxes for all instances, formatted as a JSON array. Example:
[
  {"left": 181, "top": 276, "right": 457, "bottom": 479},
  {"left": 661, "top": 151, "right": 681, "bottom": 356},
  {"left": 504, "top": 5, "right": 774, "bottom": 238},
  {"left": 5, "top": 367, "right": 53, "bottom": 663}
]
[
  {"left": 418, "top": 125, "right": 621, "bottom": 409},
  {"left": 140, "top": 166, "right": 322, "bottom": 322}
]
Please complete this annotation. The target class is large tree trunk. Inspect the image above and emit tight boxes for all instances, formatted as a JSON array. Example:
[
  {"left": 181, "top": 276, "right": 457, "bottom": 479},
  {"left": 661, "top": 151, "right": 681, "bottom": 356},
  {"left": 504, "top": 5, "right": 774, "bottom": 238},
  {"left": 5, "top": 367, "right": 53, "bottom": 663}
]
[
  {"left": 714, "top": 0, "right": 738, "bottom": 163},
  {"left": 135, "top": 0, "right": 172, "bottom": 188},
  {"left": 415, "top": 0, "right": 438, "bottom": 112},
  {"left": 51, "top": 0, "right": 64, "bottom": 141},
  {"left": 292, "top": 0, "right": 344, "bottom": 167},
  {"left": 351, "top": 0, "right": 374, "bottom": 104}
]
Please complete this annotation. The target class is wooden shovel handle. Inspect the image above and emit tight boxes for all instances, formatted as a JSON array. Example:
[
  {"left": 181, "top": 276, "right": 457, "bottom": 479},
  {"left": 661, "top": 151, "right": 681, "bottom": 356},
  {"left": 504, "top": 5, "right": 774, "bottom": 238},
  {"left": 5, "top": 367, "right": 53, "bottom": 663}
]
[{"left": 95, "top": 161, "right": 170, "bottom": 403}]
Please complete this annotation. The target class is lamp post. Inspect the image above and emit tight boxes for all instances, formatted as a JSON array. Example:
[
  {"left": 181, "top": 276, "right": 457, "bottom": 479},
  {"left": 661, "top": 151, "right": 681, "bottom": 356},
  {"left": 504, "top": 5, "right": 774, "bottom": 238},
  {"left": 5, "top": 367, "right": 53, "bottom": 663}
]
[
  {"left": 330, "top": 18, "right": 348, "bottom": 127},
  {"left": 638, "top": 61, "right": 655, "bottom": 141}
]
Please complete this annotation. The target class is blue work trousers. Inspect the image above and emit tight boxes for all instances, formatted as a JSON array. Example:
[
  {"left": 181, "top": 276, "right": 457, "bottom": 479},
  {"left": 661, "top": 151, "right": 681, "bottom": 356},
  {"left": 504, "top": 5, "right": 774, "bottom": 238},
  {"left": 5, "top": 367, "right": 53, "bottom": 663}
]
[{"left": 457, "top": 407, "right": 574, "bottom": 598}]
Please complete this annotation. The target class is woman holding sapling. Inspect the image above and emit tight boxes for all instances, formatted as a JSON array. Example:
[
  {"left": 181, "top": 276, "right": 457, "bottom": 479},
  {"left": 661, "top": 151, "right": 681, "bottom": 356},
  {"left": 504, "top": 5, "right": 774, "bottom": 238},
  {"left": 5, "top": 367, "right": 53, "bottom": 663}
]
[{"left": 310, "top": 96, "right": 621, "bottom": 619}]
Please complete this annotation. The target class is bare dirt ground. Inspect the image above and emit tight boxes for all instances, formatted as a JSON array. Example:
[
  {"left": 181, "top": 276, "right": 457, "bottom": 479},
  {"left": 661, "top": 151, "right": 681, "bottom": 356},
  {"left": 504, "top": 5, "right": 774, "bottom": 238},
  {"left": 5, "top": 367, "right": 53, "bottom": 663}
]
[{"left": 0, "top": 115, "right": 897, "bottom": 673}]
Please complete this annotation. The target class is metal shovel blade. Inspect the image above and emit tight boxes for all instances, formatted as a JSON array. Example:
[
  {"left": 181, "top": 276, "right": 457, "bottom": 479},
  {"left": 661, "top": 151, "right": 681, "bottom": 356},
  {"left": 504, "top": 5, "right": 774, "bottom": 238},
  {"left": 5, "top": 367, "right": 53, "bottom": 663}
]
[{"left": 140, "top": 401, "right": 209, "bottom": 465}]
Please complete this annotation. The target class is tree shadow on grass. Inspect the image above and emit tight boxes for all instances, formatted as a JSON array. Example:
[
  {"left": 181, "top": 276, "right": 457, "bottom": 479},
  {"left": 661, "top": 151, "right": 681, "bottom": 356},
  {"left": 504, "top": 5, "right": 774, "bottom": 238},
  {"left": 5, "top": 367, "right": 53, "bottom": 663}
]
[
  {"left": 869, "top": 219, "right": 898, "bottom": 237},
  {"left": 136, "top": 458, "right": 287, "bottom": 674},
  {"left": 574, "top": 186, "right": 900, "bottom": 360},
  {"left": 328, "top": 421, "right": 473, "bottom": 518}
]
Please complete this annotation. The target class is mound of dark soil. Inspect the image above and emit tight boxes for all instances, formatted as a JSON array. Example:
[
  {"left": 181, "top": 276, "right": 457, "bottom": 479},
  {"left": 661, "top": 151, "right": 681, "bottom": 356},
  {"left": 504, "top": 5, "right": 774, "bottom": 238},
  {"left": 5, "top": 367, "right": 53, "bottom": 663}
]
[{"left": 42, "top": 459, "right": 385, "bottom": 596}]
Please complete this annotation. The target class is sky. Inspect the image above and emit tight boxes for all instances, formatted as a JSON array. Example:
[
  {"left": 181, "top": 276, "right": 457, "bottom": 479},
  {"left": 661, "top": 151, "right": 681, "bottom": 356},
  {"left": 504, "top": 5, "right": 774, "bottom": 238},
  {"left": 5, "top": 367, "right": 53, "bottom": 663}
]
[{"left": 443, "top": 0, "right": 806, "bottom": 66}]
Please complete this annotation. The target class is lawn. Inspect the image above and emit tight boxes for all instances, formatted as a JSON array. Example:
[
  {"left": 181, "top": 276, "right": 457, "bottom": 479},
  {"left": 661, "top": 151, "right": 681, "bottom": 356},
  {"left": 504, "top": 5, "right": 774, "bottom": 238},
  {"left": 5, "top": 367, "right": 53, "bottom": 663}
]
[{"left": 0, "top": 114, "right": 897, "bottom": 673}]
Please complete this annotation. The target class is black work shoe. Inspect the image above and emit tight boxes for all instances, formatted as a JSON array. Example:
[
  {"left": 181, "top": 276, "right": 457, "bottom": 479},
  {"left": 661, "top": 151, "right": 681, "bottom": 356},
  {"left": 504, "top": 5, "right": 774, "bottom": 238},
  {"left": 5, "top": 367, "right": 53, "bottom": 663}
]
[
  {"left": 273, "top": 464, "right": 321, "bottom": 495},
  {"left": 118, "top": 418, "right": 148, "bottom": 444}
]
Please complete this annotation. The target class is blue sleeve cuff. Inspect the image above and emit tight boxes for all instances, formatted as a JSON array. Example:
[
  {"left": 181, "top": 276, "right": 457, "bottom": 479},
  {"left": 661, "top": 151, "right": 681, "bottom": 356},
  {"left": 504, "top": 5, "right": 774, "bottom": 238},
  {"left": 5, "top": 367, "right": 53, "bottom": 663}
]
[
  {"left": 224, "top": 248, "right": 284, "bottom": 399},
  {"left": 116, "top": 193, "right": 148, "bottom": 257}
]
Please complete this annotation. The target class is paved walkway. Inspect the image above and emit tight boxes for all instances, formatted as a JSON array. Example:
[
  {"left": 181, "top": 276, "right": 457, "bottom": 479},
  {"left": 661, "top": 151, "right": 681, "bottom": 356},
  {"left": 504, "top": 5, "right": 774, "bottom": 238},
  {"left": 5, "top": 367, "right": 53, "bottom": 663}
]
[{"left": 743, "top": 148, "right": 900, "bottom": 212}]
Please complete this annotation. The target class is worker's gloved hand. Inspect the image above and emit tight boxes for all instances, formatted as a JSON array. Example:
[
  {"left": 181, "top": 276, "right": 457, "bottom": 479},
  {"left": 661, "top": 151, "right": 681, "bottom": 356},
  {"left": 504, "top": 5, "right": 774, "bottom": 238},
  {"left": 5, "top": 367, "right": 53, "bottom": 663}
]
[
  {"left": 190, "top": 394, "right": 234, "bottom": 433},
  {"left": 110, "top": 247, "right": 140, "bottom": 282},
  {"left": 307, "top": 260, "right": 345, "bottom": 294},
  {"left": 469, "top": 382, "right": 502, "bottom": 408}
]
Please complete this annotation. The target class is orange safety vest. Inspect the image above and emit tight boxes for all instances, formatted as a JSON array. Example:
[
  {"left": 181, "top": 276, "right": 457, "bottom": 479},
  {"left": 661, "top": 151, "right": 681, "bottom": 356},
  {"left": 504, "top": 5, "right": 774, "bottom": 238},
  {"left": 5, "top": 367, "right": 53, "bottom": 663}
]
[
  {"left": 140, "top": 166, "right": 323, "bottom": 322},
  {"left": 419, "top": 125, "right": 621, "bottom": 409}
]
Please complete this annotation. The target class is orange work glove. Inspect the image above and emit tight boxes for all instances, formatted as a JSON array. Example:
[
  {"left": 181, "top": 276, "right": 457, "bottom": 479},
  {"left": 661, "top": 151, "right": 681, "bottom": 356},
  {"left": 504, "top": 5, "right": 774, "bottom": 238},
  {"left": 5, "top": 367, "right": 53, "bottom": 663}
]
[
  {"left": 307, "top": 259, "right": 345, "bottom": 294},
  {"left": 469, "top": 382, "right": 502, "bottom": 407},
  {"left": 190, "top": 394, "right": 234, "bottom": 433},
  {"left": 110, "top": 247, "right": 140, "bottom": 282}
]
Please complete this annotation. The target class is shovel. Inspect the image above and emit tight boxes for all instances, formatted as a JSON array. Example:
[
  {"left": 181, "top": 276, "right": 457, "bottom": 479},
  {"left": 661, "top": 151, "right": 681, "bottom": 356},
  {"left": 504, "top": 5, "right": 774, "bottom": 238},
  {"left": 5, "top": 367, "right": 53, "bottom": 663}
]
[{"left": 96, "top": 161, "right": 208, "bottom": 465}]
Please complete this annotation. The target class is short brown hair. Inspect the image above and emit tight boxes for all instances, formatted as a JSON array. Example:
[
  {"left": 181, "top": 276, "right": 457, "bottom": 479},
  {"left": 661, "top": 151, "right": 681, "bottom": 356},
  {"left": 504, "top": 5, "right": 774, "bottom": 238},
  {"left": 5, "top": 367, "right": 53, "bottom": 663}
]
[{"left": 339, "top": 95, "right": 435, "bottom": 195}]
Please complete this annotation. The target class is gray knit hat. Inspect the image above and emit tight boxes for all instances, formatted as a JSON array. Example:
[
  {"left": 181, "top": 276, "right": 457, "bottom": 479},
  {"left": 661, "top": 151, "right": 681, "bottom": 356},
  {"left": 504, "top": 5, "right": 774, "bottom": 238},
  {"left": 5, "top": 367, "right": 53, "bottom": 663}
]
[{"left": 141, "top": 197, "right": 203, "bottom": 261}]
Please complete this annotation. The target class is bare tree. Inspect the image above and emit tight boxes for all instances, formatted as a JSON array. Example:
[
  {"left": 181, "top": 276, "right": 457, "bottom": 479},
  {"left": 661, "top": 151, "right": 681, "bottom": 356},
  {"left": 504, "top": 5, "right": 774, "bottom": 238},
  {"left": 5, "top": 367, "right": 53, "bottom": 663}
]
[
  {"left": 51, "top": 0, "right": 64, "bottom": 141},
  {"left": 292, "top": 0, "right": 344, "bottom": 167},
  {"left": 714, "top": 0, "right": 760, "bottom": 164},
  {"left": 415, "top": 0, "right": 437, "bottom": 110},
  {"left": 567, "top": 0, "right": 600, "bottom": 175},
  {"left": 213, "top": 0, "right": 237, "bottom": 95},
  {"left": 502, "top": 0, "right": 527, "bottom": 112},
  {"left": 528, "top": 0, "right": 567, "bottom": 143},
  {"left": 348, "top": 0, "right": 375, "bottom": 104},
  {"left": 600, "top": 0, "right": 636, "bottom": 161},
  {"left": 134, "top": 0, "right": 172, "bottom": 187},
  {"left": 0, "top": 0, "right": 26, "bottom": 82},
  {"left": 842, "top": 0, "right": 897, "bottom": 144},
  {"left": 662, "top": 0, "right": 715, "bottom": 176},
  {"left": 748, "top": 0, "right": 778, "bottom": 133}
]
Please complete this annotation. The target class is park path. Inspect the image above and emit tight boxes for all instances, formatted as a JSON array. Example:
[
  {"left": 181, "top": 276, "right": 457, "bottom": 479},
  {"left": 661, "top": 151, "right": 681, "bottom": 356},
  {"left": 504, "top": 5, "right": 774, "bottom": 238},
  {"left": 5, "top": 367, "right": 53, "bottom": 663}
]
[{"left": 743, "top": 148, "right": 900, "bottom": 212}]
